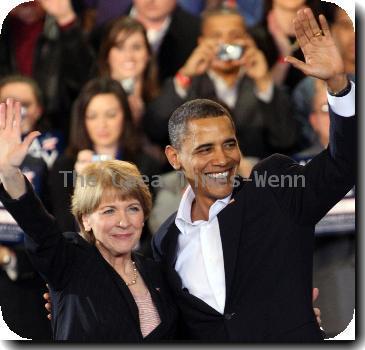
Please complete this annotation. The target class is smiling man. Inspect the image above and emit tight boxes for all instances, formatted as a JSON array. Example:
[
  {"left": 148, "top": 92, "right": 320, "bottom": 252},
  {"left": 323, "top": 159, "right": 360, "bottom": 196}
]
[{"left": 152, "top": 8, "right": 355, "bottom": 341}]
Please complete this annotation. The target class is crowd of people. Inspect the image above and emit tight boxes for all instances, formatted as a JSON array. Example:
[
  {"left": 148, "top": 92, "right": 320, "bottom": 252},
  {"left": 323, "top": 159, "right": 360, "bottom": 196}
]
[{"left": 0, "top": 0, "right": 355, "bottom": 341}]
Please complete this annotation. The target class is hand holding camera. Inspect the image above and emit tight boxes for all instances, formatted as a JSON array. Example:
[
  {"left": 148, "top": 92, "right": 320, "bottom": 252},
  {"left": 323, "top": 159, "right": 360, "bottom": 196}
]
[{"left": 178, "top": 39, "right": 218, "bottom": 80}]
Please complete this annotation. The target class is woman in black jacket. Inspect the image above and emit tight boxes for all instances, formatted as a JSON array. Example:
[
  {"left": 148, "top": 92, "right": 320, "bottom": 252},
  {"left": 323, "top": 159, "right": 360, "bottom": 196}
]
[{"left": 0, "top": 100, "right": 178, "bottom": 340}]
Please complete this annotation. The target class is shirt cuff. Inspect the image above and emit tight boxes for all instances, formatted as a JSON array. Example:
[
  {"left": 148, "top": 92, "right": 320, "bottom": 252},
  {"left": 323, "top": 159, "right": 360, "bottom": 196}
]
[
  {"left": 255, "top": 82, "right": 274, "bottom": 103},
  {"left": 327, "top": 81, "right": 355, "bottom": 117}
]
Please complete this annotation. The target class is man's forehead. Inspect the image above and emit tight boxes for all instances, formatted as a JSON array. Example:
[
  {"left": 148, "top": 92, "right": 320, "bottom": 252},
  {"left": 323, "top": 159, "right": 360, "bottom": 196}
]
[
  {"left": 203, "top": 14, "right": 245, "bottom": 31},
  {"left": 184, "top": 116, "right": 236, "bottom": 142}
]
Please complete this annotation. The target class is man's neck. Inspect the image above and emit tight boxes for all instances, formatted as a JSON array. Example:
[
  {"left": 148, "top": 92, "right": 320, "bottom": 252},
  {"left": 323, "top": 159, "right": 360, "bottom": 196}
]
[
  {"left": 134, "top": 10, "right": 168, "bottom": 31},
  {"left": 191, "top": 197, "right": 212, "bottom": 222},
  {"left": 210, "top": 68, "right": 241, "bottom": 87}
]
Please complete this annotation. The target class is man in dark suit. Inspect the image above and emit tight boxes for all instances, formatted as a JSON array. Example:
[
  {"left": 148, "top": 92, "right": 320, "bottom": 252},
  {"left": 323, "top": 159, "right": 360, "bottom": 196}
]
[
  {"left": 145, "top": 6, "right": 298, "bottom": 158},
  {"left": 152, "top": 8, "right": 355, "bottom": 341}
]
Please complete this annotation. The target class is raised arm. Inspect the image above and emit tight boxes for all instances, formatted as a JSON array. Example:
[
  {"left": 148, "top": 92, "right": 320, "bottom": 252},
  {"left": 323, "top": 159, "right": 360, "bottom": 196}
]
[
  {"left": 254, "top": 9, "right": 355, "bottom": 225},
  {"left": 0, "top": 99, "right": 40, "bottom": 196},
  {"left": 0, "top": 99, "right": 75, "bottom": 289}
]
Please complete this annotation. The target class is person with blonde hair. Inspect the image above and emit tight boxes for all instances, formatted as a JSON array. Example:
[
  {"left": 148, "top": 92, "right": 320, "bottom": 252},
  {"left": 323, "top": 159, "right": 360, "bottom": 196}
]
[{"left": 0, "top": 100, "right": 178, "bottom": 341}]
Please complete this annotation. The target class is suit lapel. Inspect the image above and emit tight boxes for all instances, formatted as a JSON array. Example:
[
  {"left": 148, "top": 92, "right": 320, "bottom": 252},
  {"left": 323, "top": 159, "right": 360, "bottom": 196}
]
[{"left": 218, "top": 178, "right": 246, "bottom": 307}]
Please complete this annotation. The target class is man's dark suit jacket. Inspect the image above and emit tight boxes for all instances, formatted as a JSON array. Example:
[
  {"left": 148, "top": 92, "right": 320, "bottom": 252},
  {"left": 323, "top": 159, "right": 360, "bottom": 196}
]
[
  {"left": 0, "top": 181, "right": 179, "bottom": 341},
  {"left": 145, "top": 74, "right": 298, "bottom": 158},
  {"left": 152, "top": 107, "right": 355, "bottom": 342}
]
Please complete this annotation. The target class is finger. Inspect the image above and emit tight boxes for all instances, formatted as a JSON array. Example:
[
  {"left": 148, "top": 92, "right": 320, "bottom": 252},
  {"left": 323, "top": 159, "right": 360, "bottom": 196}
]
[
  {"left": 293, "top": 18, "right": 309, "bottom": 48},
  {"left": 45, "top": 303, "right": 51, "bottom": 312},
  {"left": 305, "top": 8, "right": 321, "bottom": 36},
  {"left": 312, "top": 287, "right": 319, "bottom": 302},
  {"left": 47, "top": 314, "right": 52, "bottom": 320},
  {"left": 22, "top": 131, "right": 41, "bottom": 151},
  {"left": 284, "top": 56, "right": 310, "bottom": 75},
  {"left": 319, "top": 14, "right": 331, "bottom": 37},
  {"left": 0, "top": 103, "right": 5, "bottom": 129},
  {"left": 298, "top": 9, "right": 313, "bottom": 41},
  {"left": 5, "top": 98, "right": 14, "bottom": 130}
]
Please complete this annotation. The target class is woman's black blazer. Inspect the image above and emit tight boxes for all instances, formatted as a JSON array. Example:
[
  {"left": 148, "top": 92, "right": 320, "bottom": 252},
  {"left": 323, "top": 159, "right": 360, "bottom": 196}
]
[{"left": 0, "top": 178, "right": 179, "bottom": 341}]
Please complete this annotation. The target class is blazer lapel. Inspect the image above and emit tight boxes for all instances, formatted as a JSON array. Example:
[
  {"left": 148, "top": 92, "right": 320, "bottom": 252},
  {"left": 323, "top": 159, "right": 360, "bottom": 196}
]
[
  {"left": 94, "top": 247, "right": 140, "bottom": 327},
  {"left": 218, "top": 178, "right": 246, "bottom": 307}
]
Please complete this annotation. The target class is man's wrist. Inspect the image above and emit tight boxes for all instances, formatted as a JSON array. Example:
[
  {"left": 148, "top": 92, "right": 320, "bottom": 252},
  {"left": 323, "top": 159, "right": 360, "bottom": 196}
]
[
  {"left": 326, "top": 73, "right": 348, "bottom": 95},
  {"left": 175, "top": 71, "right": 192, "bottom": 90}
]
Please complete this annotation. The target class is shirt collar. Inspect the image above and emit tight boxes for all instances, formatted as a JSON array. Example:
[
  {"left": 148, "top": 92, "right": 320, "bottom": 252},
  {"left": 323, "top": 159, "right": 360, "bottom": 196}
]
[
  {"left": 130, "top": 7, "right": 171, "bottom": 53},
  {"left": 175, "top": 185, "right": 232, "bottom": 234}
]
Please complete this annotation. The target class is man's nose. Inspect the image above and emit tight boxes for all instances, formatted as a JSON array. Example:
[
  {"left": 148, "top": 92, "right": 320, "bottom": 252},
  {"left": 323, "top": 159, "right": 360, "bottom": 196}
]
[{"left": 212, "top": 148, "right": 229, "bottom": 166}]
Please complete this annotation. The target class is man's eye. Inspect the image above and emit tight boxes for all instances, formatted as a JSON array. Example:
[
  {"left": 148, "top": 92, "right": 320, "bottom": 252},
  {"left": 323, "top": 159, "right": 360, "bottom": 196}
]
[
  {"left": 225, "top": 142, "right": 236, "bottom": 149},
  {"left": 198, "top": 147, "right": 210, "bottom": 154}
]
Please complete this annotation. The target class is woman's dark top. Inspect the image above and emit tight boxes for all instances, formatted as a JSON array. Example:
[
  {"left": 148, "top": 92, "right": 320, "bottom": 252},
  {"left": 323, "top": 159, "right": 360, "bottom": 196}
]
[{"left": 0, "top": 178, "right": 178, "bottom": 341}]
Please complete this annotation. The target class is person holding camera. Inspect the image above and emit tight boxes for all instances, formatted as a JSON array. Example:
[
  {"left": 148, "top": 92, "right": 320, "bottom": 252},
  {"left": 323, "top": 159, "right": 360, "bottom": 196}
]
[{"left": 144, "top": 6, "right": 298, "bottom": 160}]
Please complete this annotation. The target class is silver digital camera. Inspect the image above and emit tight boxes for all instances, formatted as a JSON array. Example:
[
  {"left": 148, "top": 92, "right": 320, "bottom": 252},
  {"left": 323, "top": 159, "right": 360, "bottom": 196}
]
[
  {"left": 217, "top": 44, "right": 244, "bottom": 61},
  {"left": 91, "top": 154, "right": 113, "bottom": 162}
]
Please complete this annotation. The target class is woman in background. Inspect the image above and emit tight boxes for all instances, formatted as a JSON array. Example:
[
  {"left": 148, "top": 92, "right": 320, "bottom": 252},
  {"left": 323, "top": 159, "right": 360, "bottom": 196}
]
[
  {"left": 98, "top": 17, "right": 165, "bottom": 165},
  {"left": 49, "top": 78, "right": 160, "bottom": 254}
]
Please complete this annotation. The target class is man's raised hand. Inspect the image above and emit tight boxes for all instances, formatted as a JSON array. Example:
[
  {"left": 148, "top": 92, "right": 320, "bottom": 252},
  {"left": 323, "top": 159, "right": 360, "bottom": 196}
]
[{"left": 285, "top": 8, "right": 347, "bottom": 90}]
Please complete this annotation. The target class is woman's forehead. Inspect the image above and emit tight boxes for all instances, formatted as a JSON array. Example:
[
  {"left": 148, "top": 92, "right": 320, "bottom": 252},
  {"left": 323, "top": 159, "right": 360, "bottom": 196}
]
[{"left": 98, "top": 190, "right": 138, "bottom": 206}]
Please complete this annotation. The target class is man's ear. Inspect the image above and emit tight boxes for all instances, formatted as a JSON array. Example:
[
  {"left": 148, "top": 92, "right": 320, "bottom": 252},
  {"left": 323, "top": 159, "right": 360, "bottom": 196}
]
[
  {"left": 82, "top": 214, "right": 91, "bottom": 232},
  {"left": 165, "top": 145, "right": 181, "bottom": 170}
]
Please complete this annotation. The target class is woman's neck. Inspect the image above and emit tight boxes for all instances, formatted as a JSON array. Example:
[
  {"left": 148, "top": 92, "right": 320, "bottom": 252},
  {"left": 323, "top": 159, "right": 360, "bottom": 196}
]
[
  {"left": 93, "top": 144, "right": 118, "bottom": 158},
  {"left": 96, "top": 241, "right": 134, "bottom": 275}
]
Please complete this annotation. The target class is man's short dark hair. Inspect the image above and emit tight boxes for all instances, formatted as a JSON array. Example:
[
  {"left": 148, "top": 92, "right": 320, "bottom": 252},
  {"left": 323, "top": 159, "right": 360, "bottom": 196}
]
[
  {"left": 168, "top": 98, "right": 236, "bottom": 149},
  {"left": 201, "top": 6, "right": 245, "bottom": 29},
  {"left": 0, "top": 75, "right": 43, "bottom": 106}
]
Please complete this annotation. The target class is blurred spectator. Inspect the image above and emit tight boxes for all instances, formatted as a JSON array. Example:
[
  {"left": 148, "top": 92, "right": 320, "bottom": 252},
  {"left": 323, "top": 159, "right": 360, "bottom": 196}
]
[
  {"left": 98, "top": 16, "right": 165, "bottom": 166},
  {"left": 249, "top": 0, "right": 321, "bottom": 91},
  {"left": 144, "top": 7, "right": 298, "bottom": 159},
  {"left": 91, "top": 0, "right": 201, "bottom": 84},
  {"left": 49, "top": 78, "right": 160, "bottom": 254},
  {"left": 0, "top": 75, "right": 64, "bottom": 169},
  {"left": 179, "top": 0, "right": 264, "bottom": 27},
  {"left": 293, "top": 79, "right": 329, "bottom": 158},
  {"left": 292, "top": 3, "right": 355, "bottom": 148},
  {"left": 0, "top": 0, "right": 95, "bottom": 138},
  {"left": 81, "top": 0, "right": 132, "bottom": 30}
]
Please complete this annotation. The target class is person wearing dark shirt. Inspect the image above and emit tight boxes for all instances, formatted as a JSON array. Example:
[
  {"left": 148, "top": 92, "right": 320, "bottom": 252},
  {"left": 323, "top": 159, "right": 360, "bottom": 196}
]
[
  {"left": 0, "top": 0, "right": 95, "bottom": 138},
  {"left": 144, "top": 7, "right": 298, "bottom": 159}
]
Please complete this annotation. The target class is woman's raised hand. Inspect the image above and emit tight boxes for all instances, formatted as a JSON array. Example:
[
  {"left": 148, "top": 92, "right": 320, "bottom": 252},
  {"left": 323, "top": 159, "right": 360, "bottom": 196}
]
[{"left": 0, "top": 99, "right": 40, "bottom": 174}]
